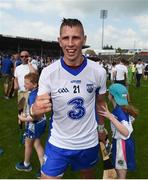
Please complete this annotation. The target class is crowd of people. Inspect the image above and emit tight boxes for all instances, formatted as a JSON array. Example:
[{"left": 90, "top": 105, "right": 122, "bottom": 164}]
[
  {"left": 97, "top": 58, "right": 148, "bottom": 87},
  {"left": 0, "top": 18, "right": 147, "bottom": 179},
  {"left": 1, "top": 51, "right": 147, "bottom": 100},
  {"left": 0, "top": 51, "right": 55, "bottom": 99}
]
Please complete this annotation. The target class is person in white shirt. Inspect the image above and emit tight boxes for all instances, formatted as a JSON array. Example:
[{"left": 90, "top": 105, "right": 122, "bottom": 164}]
[
  {"left": 135, "top": 59, "right": 144, "bottom": 87},
  {"left": 30, "top": 18, "right": 107, "bottom": 179},
  {"left": 14, "top": 51, "right": 38, "bottom": 92},
  {"left": 114, "top": 59, "right": 128, "bottom": 86}
]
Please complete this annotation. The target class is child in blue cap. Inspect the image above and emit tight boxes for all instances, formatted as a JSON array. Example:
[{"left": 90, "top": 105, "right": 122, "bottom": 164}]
[{"left": 98, "top": 83, "right": 138, "bottom": 179}]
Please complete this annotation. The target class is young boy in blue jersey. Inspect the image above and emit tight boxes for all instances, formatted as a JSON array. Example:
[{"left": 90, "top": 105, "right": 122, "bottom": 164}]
[
  {"left": 15, "top": 73, "right": 46, "bottom": 178},
  {"left": 99, "top": 83, "right": 138, "bottom": 179}
]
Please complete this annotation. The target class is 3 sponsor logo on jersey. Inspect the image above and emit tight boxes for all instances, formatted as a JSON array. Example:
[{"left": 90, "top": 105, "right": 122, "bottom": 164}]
[
  {"left": 58, "top": 88, "right": 69, "bottom": 94},
  {"left": 86, "top": 84, "right": 94, "bottom": 93}
]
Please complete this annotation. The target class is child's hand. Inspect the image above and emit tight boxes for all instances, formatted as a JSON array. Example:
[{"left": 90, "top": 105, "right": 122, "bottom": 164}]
[{"left": 98, "top": 104, "right": 114, "bottom": 120}]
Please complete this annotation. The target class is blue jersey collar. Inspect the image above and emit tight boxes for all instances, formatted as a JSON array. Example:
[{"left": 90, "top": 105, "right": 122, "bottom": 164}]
[{"left": 60, "top": 56, "right": 87, "bottom": 76}]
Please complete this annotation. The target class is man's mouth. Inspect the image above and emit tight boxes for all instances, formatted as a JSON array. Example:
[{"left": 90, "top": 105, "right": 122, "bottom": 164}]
[{"left": 67, "top": 49, "right": 76, "bottom": 54}]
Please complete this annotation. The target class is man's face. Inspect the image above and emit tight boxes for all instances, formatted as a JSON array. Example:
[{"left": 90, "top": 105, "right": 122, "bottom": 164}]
[
  {"left": 58, "top": 25, "right": 86, "bottom": 63},
  {"left": 20, "top": 51, "right": 29, "bottom": 64}
]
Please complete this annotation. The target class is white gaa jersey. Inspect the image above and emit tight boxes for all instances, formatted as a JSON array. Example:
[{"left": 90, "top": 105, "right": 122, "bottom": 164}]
[{"left": 38, "top": 57, "right": 106, "bottom": 150}]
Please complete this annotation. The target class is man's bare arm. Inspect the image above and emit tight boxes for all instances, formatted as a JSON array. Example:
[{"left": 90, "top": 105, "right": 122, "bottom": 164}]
[{"left": 96, "top": 93, "right": 107, "bottom": 143}]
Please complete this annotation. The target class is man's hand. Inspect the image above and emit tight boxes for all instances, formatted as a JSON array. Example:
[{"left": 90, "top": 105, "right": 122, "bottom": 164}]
[
  {"left": 31, "top": 93, "right": 52, "bottom": 117},
  {"left": 98, "top": 130, "right": 107, "bottom": 144},
  {"left": 27, "top": 57, "right": 32, "bottom": 63}
]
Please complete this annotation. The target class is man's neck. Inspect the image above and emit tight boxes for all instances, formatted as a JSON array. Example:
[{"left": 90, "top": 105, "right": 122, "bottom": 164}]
[{"left": 63, "top": 56, "right": 84, "bottom": 67}]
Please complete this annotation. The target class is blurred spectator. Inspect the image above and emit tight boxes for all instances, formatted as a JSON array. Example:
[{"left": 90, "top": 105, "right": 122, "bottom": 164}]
[
  {"left": 131, "top": 62, "right": 136, "bottom": 83},
  {"left": 135, "top": 59, "right": 144, "bottom": 87},
  {"left": 143, "top": 61, "right": 148, "bottom": 80},
  {"left": 13, "top": 53, "right": 22, "bottom": 70},
  {"left": 114, "top": 58, "right": 128, "bottom": 86},
  {"left": 110, "top": 61, "right": 116, "bottom": 83},
  {"left": 1, "top": 54, "right": 14, "bottom": 99}
]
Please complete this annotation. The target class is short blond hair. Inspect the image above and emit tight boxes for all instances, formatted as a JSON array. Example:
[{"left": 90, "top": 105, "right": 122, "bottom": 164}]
[{"left": 24, "top": 72, "right": 39, "bottom": 85}]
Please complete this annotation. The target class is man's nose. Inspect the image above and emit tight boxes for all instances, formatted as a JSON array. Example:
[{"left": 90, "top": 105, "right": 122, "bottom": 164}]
[{"left": 67, "top": 38, "right": 74, "bottom": 46}]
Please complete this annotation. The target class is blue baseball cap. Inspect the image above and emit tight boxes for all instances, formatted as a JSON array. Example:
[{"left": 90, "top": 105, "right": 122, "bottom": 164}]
[{"left": 108, "top": 83, "right": 128, "bottom": 106}]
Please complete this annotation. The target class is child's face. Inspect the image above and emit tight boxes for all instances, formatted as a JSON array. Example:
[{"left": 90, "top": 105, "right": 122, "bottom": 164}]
[{"left": 24, "top": 79, "right": 36, "bottom": 91}]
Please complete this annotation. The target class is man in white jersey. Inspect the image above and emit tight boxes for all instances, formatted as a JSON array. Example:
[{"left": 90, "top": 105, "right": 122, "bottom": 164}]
[{"left": 30, "top": 18, "right": 107, "bottom": 179}]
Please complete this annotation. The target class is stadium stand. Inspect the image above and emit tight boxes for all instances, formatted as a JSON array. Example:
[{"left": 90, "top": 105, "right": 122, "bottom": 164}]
[
  {"left": 0, "top": 34, "right": 147, "bottom": 62},
  {"left": 0, "top": 34, "right": 62, "bottom": 58}
]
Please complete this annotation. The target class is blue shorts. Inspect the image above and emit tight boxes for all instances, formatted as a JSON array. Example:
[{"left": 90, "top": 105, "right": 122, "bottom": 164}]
[
  {"left": 41, "top": 142, "right": 99, "bottom": 177},
  {"left": 24, "top": 119, "right": 46, "bottom": 139}
]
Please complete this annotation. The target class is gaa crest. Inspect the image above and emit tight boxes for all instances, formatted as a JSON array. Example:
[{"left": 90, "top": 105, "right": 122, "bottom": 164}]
[
  {"left": 86, "top": 84, "right": 94, "bottom": 93},
  {"left": 118, "top": 160, "right": 124, "bottom": 166}
]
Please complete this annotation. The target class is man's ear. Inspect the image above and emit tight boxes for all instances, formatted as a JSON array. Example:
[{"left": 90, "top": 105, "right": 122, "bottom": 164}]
[
  {"left": 83, "top": 35, "right": 87, "bottom": 46},
  {"left": 58, "top": 37, "right": 62, "bottom": 47}
]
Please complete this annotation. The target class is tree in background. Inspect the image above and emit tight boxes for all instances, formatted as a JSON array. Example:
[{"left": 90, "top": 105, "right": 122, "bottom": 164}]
[{"left": 85, "top": 49, "right": 96, "bottom": 56}]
